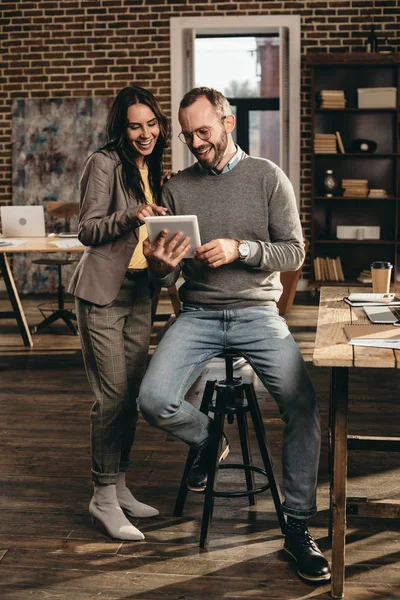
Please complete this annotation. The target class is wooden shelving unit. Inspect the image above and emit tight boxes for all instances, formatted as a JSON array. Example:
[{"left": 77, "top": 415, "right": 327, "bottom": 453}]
[{"left": 307, "top": 52, "right": 400, "bottom": 286}]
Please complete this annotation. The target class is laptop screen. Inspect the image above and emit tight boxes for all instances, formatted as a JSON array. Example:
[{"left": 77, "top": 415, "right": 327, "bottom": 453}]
[{"left": 0, "top": 206, "right": 46, "bottom": 238}]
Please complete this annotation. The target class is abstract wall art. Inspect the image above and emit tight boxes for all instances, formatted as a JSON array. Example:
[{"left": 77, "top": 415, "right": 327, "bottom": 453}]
[{"left": 12, "top": 97, "right": 112, "bottom": 294}]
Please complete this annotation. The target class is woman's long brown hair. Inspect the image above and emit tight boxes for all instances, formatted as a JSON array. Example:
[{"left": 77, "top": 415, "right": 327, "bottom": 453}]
[{"left": 102, "top": 86, "right": 169, "bottom": 203}]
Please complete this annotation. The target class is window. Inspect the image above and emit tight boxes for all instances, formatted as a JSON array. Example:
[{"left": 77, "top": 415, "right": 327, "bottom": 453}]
[
  {"left": 195, "top": 35, "right": 281, "bottom": 165},
  {"left": 170, "top": 16, "right": 300, "bottom": 204}
]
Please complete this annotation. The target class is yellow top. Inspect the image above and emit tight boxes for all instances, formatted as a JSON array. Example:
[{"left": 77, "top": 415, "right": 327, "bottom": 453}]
[{"left": 128, "top": 164, "right": 153, "bottom": 270}]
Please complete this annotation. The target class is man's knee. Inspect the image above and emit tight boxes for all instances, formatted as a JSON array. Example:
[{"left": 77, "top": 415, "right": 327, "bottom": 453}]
[{"left": 138, "top": 378, "right": 170, "bottom": 428}]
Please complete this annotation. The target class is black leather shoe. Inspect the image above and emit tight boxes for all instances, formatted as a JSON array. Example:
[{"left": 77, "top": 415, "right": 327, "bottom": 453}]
[
  {"left": 284, "top": 531, "right": 331, "bottom": 583},
  {"left": 187, "top": 434, "right": 230, "bottom": 492}
]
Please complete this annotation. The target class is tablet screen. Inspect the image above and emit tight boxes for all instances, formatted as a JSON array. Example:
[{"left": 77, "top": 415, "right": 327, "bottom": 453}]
[{"left": 144, "top": 215, "right": 201, "bottom": 258}]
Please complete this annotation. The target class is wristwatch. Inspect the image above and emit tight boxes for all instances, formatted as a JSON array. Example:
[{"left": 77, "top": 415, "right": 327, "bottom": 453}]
[{"left": 236, "top": 239, "right": 250, "bottom": 260}]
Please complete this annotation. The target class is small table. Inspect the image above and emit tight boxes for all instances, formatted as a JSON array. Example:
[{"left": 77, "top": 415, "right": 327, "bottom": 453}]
[
  {"left": 0, "top": 237, "right": 84, "bottom": 347},
  {"left": 313, "top": 286, "right": 400, "bottom": 599}
]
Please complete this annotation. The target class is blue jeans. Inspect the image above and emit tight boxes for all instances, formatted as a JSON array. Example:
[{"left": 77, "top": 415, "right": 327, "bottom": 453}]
[{"left": 138, "top": 305, "right": 320, "bottom": 518}]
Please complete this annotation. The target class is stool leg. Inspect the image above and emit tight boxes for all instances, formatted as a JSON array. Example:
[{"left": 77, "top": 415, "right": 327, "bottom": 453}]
[
  {"left": 173, "top": 448, "right": 197, "bottom": 517},
  {"left": 199, "top": 390, "right": 225, "bottom": 549},
  {"left": 244, "top": 383, "right": 286, "bottom": 534},
  {"left": 62, "top": 314, "right": 78, "bottom": 335},
  {"left": 236, "top": 409, "right": 256, "bottom": 506},
  {"left": 57, "top": 265, "right": 64, "bottom": 310},
  {"left": 173, "top": 380, "right": 216, "bottom": 517}
]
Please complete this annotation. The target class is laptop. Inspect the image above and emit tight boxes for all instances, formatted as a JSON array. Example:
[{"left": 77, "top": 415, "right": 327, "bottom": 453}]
[
  {"left": 1, "top": 205, "right": 46, "bottom": 237},
  {"left": 364, "top": 304, "right": 400, "bottom": 325}
]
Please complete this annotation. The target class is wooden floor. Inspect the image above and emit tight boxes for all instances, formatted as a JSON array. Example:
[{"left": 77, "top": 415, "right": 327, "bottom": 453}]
[{"left": 0, "top": 291, "right": 399, "bottom": 600}]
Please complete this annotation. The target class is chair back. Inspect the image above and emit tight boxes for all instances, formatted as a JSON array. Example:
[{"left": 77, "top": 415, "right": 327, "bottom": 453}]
[{"left": 277, "top": 239, "right": 309, "bottom": 316}]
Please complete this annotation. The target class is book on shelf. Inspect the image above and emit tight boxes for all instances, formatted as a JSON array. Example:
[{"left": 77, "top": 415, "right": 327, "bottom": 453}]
[
  {"left": 317, "top": 89, "right": 346, "bottom": 109},
  {"left": 368, "top": 188, "right": 388, "bottom": 198},
  {"left": 356, "top": 269, "right": 372, "bottom": 283},
  {"left": 317, "top": 89, "right": 346, "bottom": 98},
  {"left": 344, "top": 324, "right": 400, "bottom": 349},
  {"left": 335, "top": 131, "right": 345, "bottom": 153},
  {"left": 341, "top": 178, "right": 369, "bottom": 198},
  {"left": 313, "top": 256, "right": 345, "bottom": 282},
  {"left": 314, "top": 133, "right": 337, "bottom": 153}
]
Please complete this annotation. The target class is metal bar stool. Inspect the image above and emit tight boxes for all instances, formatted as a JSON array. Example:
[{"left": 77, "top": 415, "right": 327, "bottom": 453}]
[
  {"left": 31, "top": 258, "right": 79, "bottom": 335},
  {"left": 173, "top": 351, "right": 287, "bottom": 548}
]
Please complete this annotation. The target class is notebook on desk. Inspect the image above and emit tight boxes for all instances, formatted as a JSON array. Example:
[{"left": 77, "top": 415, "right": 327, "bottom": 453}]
[
  {"left": 0, "top": 205, "right": 45, "bottom": 237},
  {"left": 344, "top": 324, "right": 400, "bottom": 348}
]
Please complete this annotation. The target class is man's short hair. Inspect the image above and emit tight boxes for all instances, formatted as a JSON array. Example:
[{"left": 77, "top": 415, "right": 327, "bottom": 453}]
[{"left": 179, "top": 87, "right": 232, "bottom": 118}]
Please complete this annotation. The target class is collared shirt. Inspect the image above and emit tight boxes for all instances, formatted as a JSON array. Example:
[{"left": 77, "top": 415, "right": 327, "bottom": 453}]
[{"left": 197, "top": 144, "right": 244, "bottom": 176}]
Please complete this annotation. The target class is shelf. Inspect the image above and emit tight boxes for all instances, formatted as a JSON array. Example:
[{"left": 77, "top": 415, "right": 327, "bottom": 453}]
[
  {"left": 314, "top": 196, "right": 399, "bottom": 201},
  {"left": 315, "top": 240, "right": 396, "bottom": 245},
  {"left": 314, "top": 153, "right": 398, "bottom": 158},
  {"left": 308, "top": 51, "right": 399, "bottom": 290},
  {"left": 308, "top": 280, "right": 369, "bottom": 289},
  {"left": 306, "top": 52, "right": 400, "bottom": 66},
  {"left": 315, "top": 108, "right": 398, "bottom": 113}
]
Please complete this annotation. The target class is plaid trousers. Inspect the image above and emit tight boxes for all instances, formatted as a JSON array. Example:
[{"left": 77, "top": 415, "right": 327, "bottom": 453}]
[{"left": 75, "top": 274, "right": 152, "bottom": 485}]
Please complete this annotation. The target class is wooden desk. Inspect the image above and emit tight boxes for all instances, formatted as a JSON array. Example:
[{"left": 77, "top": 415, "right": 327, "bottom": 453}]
[
  {"left": 0, "top": 237, "right": 84, "bottom": 347},
  {"left": 313, "top": 286, "right": 400, "bottom": 599}
]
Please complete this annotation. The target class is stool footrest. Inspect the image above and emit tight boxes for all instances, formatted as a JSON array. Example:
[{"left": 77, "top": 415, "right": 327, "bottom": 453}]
[{"left": 211, "top": 463, "right": 270, "bottom": 498}]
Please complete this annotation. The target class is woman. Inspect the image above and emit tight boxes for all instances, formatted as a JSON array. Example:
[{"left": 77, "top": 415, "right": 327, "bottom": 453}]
[{"left": 68, "top": 86, "right": 169, "bottom": 540}]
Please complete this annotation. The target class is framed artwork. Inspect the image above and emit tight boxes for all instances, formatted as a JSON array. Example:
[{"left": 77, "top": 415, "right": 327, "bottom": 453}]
[{"left": 11, "top": 97, "right": 112, "bottom": 293}]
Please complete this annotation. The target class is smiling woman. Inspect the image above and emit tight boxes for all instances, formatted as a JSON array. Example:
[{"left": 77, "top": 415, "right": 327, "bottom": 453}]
[
  {"left": 126, "top": 104, "right": 161, "bottom": 166},
  {"left": 67, "top": 86, "right": 170, "bottom": 542}
]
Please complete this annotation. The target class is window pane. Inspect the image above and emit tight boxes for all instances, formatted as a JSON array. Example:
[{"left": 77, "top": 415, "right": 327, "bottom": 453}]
[
  {"left": 195, "top": 36, "right": 279, "bottom": 98},
  {"left": 249, "top": 111, "right": 280, "bottom": 165}
]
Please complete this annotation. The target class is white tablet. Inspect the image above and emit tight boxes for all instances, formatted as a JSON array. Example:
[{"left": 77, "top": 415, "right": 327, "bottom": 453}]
[{"left": 144, "top": 215, "right": 201, "bottom": 258}]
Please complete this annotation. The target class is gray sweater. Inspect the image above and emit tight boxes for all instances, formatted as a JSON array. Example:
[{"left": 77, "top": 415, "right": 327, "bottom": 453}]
[{"left": 154, "top": 155, "right": 304, "bottom": 310}]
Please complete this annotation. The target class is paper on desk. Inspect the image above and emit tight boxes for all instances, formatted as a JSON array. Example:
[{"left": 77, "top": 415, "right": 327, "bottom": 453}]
[
  {"left": 0, "top": 239, "right": 28, "bottom": 247},
  {"left": 345, "top": 324, "right": 400, "bottom": 349},
  {"left": 349, "top": 339, "right": 400, "bottom": 349},
  {"left": 49, "top": 240, "right": 83, "bottom": 248}
]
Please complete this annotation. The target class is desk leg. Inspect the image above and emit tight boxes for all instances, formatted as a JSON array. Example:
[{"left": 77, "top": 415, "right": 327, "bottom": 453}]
[
  {"left": 330, "top": 367, "right": 348, "bottom": 599},
  {"left": 0, "top": 254, "right": 33, "bottom": 347}
]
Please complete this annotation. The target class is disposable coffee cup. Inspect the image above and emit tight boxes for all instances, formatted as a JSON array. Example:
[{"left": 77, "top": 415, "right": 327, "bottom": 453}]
[{"left": 370, "top": 261, "right": 392, "bottom": 293}]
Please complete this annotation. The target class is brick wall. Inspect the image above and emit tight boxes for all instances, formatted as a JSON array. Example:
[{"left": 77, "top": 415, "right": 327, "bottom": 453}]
[{"left": 1, "top": 0, "right": 399, "bottom": 279}]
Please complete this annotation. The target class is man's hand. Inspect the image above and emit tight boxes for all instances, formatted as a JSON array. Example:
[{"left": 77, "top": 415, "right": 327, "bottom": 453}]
[
  {"left": 194, "top": 239, "right": 239, "bottom": 268},
  {"left": 137, "top": 203, "right": 167, "bottom": 222},
  {"left": 143, "top": 229, "right": 191, "bottom": 277}
]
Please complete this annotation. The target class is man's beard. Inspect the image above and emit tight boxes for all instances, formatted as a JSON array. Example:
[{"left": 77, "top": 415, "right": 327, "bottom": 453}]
[{"left": 195, "top": 128, "right": 228, "bottom": 170}]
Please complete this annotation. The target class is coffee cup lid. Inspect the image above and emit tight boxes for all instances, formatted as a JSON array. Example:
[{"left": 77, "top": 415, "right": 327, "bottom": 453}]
[{"left": 370, "top": 261, "right": 392, "bottom": 269}]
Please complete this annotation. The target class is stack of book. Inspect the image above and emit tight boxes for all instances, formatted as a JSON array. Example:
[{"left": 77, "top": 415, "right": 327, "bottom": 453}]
[
  {"left": 368, "top": 188, "right": 388, "bottom": 198},
  {"left": 313, "top": 256, "right": 345, "bottom": 282},
  {"left": 314, "top": 133, "right": 337, "bottom": 154},
  {"left": 317, "top": 90, "right": 346, "bottom": 109},
  {"left": 357, "top": 269, "right": 372, "bottom": 284},
  {"left": 341, "top": 179, "right": 369, "bottom": 198}
]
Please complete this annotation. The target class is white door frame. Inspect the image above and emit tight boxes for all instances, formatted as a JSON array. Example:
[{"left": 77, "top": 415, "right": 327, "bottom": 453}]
[{"left": 170, "top": 15, "right": 301, "bottom": 204}]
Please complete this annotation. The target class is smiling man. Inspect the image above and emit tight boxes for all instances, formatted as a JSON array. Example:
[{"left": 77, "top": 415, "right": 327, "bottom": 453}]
[{"left": 139, "top": 87, "right": 330, "bottom": 585}]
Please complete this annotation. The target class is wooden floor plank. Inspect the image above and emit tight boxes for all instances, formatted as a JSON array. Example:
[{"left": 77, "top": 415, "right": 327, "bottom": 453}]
[{"left": 0, "top": 291, "right": 399, "bottom": 600}]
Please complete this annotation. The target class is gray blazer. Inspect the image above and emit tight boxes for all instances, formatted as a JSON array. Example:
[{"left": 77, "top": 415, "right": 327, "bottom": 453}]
[{"left": 68, "top": 150, "right": 143, "bottom": 305}]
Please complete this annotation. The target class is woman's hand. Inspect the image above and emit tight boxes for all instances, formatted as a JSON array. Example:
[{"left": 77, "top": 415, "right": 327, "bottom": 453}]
[
  {"left": 136, "top": 203, "right": 167, "bottom": 222},
  {"left": 143, "top": 229, "right": 190, "bottom": 277},
  {"left": 161, "top": 171, "right": 177, "bottom": 187}
]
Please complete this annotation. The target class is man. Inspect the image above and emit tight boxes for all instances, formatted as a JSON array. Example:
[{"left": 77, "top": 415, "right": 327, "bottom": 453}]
[{"left": 139, "top": 87, "right": 330, "bottom": 584}]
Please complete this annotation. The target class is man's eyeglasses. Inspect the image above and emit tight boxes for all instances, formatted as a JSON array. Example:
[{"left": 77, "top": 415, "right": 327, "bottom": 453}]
[{"left": 178, "top": 117, "right": 226, "bottom": 145}]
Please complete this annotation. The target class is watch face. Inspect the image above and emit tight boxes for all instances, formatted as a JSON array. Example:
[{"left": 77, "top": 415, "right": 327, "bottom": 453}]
[{"left": 239, "top": 242, "right": 249, "bottom": 258}]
